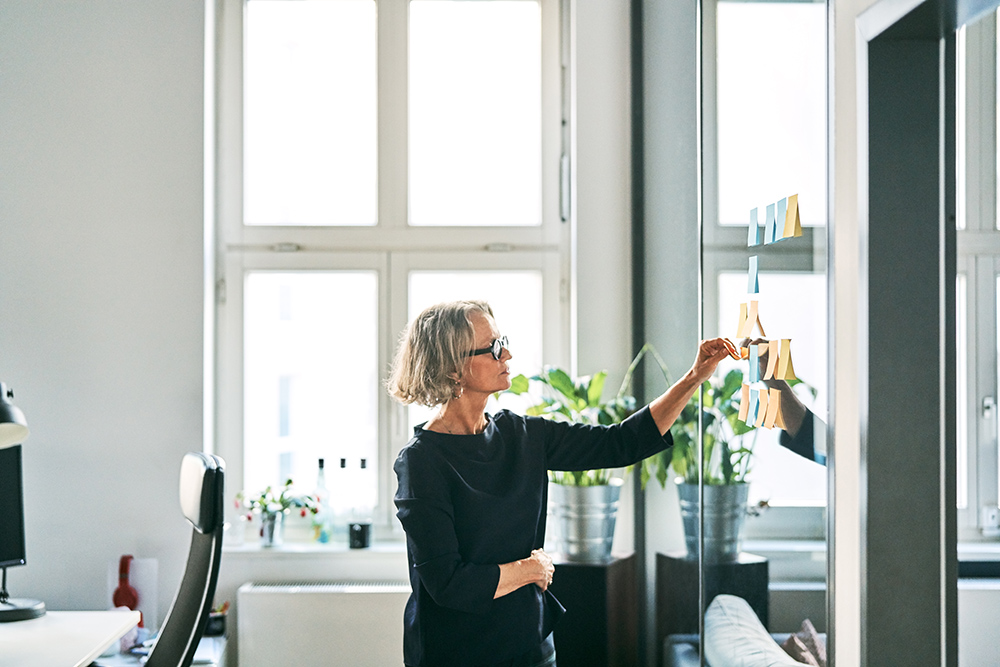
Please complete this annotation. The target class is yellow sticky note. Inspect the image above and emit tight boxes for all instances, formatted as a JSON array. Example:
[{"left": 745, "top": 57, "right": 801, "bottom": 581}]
[
  {"left": 763, "top": 388, "right": 782, "bottom": 429},
  {"left": 776, "top": 339, "right": 797, "bottom": 380},
  {"left": 754, "top": 389, "right": 769, "bottom": 428},
  {"left": 782, "top": 194, "right": 803, "bottom": 239},
  {"left": 737, "top": 303, "right": 748, "bottom": 337},
  {"left": 738, "top": 301, "right": 759, "bottom": 338},
  {"left": 738, "top": 383, "right": 750, "bottom": 421},
  {"left": 763, "top": 339, "right": 779, "bottom": 380}
]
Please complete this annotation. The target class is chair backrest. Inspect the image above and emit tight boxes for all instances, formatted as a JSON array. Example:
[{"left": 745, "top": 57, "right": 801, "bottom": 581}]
[{"left": 146, "top": 452, "right": 225, "bottom": 667}]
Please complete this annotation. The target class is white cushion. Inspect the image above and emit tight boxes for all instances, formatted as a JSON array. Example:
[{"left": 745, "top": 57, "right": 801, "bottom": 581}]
[{"left": 703, "top": 595, "right": 813, "bottom": 667}]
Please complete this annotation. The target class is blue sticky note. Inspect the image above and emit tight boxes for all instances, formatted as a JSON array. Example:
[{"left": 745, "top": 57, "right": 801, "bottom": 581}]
[
  {"left": 748, "top": 256, "right": 759, "bottom": 294},
  {"left": 776, "top": 197, "right": 788, "bottom": 241},
  {"left": 748, "top": 208, "right": 760, "bottom": 247},
  {"left": 764, "top": 203, "right": 778, "bottom": 244},
  {"left": 749, "top": 344, "right": 760, "bottom": 383},
  {"left": 747, "top": 389, "right": 759, "bottom": 426}
]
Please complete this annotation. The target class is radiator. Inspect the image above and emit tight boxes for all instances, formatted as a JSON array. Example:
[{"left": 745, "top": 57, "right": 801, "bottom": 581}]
[{"left": 237, "top": 581, "right": 410, "bottom": 667}]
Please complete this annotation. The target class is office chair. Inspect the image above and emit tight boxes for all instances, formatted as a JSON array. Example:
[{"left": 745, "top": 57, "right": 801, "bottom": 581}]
[{"left": 146, "top": 452, "right": 225, "bottom": 667}]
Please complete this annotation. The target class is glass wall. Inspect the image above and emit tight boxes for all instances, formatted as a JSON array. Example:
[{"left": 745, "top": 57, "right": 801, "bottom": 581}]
[{"left": 695, "top": 0, "right": 830, "bottom": 662}]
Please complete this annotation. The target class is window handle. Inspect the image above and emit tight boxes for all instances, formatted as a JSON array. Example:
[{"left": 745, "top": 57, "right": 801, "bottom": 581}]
[{"left": 983, "top": 397, "right": 996, "bottom": 418}]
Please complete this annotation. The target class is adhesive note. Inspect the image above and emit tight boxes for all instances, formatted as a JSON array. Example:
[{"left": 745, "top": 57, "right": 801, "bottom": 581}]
[
  {"left": 763, "top": 388, "right": 782, "bottom": 429},
  {"left": 776, "top": 198, "right": 787, "bottom": 240},
  {"left": 764, "top": 203, "right": 778, "bottom": 244},
  {"left": 748, "top": 208, "right": 761, "bottom": 247},
  {"left": 722, "top": 338, "right": 749, "bottom": 360},
  {"left": 746, "top": 389, "right": 759, "bottom": 426},
  {"left": 754, "top": 389, "right": 769, "bottom": 427},
  {"left": 763, "top": 339, "right": 779, "bottom": 380},
  {"left": 782, "top": 194, "right": 803, "bottom": 239},
  {"left": 737, "top": 302, "right": 767, "bottom": 338},
  {"left": 738, "top": 383, "right": 750, "bottom": 421},
  {"left": 737, "top": 301, "right": 760, "bottom": 338},
  {"left": 748, "top": 256, "right": 759, "bottom": 294},
  {"left": 776, "top": 339, "right": 797, "bottom": 380},
  {"left": 748, "top": 344, "right": 760, "bottom": 383}
]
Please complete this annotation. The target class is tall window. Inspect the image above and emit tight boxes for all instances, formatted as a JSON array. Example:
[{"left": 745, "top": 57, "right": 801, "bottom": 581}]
[
  {"left": 704, "top": 0, "right": 828, "bottom": 518},
  {"left": 954, "top": 13, "right": 1000, "bottom": 540},
  {"left": 216, "top": 0, "right": 566, "bottom": 531}
]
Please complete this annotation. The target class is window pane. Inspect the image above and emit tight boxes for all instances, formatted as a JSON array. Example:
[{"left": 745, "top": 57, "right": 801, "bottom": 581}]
[
  {"left": 716, "top": 2, "right": 827, "bottom": 226},
  {"left": 407, "top": 271, "right": 544, "bottom": 427},
  {"left": 409, "top": 1, "right": 543, "bottom": 226},
  {"left": 244, "top": 271, "right": 379, "bottom": 513},
  {"left": 718, "top": 271, "right": 827, "bottom": 506},
  {"left": 244, "top": 0, "right": 377, "bottom": 226},
  {"left": 957, "top": 274, "right": 968, "bottom": 508}
]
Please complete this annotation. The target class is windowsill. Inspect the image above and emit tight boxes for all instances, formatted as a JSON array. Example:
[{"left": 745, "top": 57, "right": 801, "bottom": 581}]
[
  {"left": 959, "top": 540, "right": 1000, "bottom": 560},
  {"left": 223, "top": 539, "right": 406, "bottom": 556},
  {"left": 741, "top": 539, "right": 827, "bottom": 583}
]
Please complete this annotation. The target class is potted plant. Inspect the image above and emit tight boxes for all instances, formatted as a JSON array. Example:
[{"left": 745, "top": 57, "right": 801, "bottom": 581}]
[
  {"left": 236, "top": 479, "right": 318, "bottom": 548},
  {"left": 665, "top": 368, "right": 756, "bottom": 563},
  {"left": 661, "top": 367, "right": 815, "bottom": 562},
  {"left": 505, "top": 344, "right": 667, "bottom": 562}
]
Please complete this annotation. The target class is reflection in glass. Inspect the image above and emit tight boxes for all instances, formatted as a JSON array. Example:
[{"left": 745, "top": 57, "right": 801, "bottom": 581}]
[
  {"left": 716, "top": 1, "right": 827, "bottom": 226},
  {"left": 717, "top": 272, "right": 827, "bottom": 507},
  {"left": 244, "top": 271, "right": 379, "bottom": 512},
  {"left": 409, "top": 1, "right": 542, "bottom": 226},
  {"left": 244, "top": 0, "right": 377, "bottom": 226},
  {"left": 407, "top": 270, "right": 543, "bottom": 428}
]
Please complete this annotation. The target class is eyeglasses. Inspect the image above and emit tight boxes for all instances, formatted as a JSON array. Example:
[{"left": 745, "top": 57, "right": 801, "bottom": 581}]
[{"left": 466, "top": 335, "right": 509, "bottom": 361}]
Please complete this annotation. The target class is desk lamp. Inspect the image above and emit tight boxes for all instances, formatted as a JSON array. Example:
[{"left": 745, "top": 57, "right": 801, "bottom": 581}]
[{"left": 0, "top": 382, "right": 45, "bottom": 622}]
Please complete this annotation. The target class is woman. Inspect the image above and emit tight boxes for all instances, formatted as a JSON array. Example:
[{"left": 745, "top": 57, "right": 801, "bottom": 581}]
[{"left": 388, "top": 300, "right": 730, "bottom": 667}]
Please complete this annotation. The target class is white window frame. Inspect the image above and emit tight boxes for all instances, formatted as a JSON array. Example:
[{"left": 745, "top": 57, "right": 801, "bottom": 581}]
[
  {"left": 701, "top": 0, "right": 828, "bottom": 541},
  {"left": 957, "top": 14, "right": 1000, "bottom": 541},
  {"left": 214, "top": 0, "right": 569, "bottom": 534}
]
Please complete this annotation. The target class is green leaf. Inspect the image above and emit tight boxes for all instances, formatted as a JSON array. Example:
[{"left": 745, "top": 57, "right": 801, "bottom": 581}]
[
  {"left": 545, "top": 367, "right": 577, "bottom": 403},
  {"left": 508, "top": 374, "right": 530, "bottom": 394},
  {"left": 525, "top": 403, "right": 549, "bottom": 417},
  {"left": 587, "top": 371, "right": 607, "bottom": 407},
  {"left": 720, "top": 439, "right": 734, "bottom": 483}
]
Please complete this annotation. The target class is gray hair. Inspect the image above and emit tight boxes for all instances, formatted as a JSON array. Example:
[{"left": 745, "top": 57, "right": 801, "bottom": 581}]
[{"left": 386, "top": 300, "right": 494, "bottom": 407}]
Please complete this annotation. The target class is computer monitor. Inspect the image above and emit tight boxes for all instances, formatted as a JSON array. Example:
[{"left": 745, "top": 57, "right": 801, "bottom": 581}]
[{"left": 0, "top": 444, "right": 45, "bottom": 622}]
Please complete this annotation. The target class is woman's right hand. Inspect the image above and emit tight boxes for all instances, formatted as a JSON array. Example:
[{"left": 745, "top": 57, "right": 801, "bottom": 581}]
[{"left": 495, "top": 548, "right": 555, "bottom": 598}]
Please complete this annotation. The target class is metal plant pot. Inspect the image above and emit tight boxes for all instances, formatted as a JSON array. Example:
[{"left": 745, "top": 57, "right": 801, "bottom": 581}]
[
  {"left": 548, "top": 478, "right": 623, "bottom": 563},
  {"left": 677, "top": 482, "right": 749, "bottom": 563}
]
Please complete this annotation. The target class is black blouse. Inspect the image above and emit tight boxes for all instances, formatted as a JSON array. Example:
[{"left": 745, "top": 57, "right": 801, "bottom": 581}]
[{"left": 393, "top": 406, "right": 672, "bottom": 667}]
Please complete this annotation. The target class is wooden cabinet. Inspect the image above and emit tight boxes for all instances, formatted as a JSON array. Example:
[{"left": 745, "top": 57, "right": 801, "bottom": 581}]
[{"left": 550, "top": 553, "right": 638, "bottom": 667}]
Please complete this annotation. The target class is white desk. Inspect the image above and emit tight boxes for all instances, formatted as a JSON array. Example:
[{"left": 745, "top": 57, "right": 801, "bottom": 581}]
[{"left": 0, "top": 609, "right": 140, "bottom": 667}]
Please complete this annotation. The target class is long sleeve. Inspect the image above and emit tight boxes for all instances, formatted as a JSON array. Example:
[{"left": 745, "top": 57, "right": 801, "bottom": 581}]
[
  {"left": 778, "top": 408, "right": 826, "bottom": 465},
  {"left": 539, "top": 405, "right": 673, "bottom": 472},
  {"left": 394, "top": 447, "right": 501, "bottom": 615}
]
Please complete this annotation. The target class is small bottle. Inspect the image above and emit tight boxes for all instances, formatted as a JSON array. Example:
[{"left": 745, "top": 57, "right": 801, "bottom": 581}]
[
  {"left": 313, "top": 458, "right": 331, "bottom": 543},
  {"left": 349, "top": 458, "right": 373, "bottom": 549},
  {"left": 331, "top": 457, "right": 349, "bottom": 543}
]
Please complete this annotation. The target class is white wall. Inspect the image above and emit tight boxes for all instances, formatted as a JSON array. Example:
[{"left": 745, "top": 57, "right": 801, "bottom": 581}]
[
  {"left": 569, "top": 0, "right": 638, "bottom": 556},
  {"left": 0, "top": 0, "right": 206, "bottom": 625}
]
